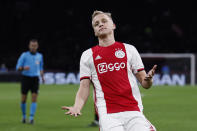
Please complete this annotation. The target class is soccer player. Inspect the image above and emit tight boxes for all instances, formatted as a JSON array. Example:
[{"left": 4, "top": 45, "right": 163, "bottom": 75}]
[
  {"left": 16, "top": 39, "right": 44, "bottom": 124},
  {"left": 62, "top": 11, "right": 157, "bottom": 131}
]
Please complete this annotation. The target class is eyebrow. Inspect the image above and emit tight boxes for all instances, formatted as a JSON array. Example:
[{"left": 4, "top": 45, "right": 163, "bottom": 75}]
[{"left": 94, "top": 18, "right": 107, "bottom": 23}]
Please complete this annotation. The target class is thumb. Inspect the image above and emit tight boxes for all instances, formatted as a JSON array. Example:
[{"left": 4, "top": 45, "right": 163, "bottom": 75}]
[
  {"left": 61, "top": 106, "right": 70, "bottom": 110},
  {"left": 149, "top": 65, "right": 157, "bottom": 76},
  {"left": 152, "top": 65, "right": 157, "bottom": 71}
]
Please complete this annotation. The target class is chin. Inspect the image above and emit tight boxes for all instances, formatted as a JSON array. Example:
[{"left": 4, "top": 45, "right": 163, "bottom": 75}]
[
  {"left": 98, "top": 34, "right": 106, "bottom": 38},
  {"left": 98, "top": 32, "right": 109, "bottom": 37}
]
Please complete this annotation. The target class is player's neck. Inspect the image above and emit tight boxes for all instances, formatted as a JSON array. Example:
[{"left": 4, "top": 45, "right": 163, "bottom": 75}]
[
  {"left": 30, "top": 51, "right": 37, "bottom": 55},
  {"left": 98, "top": 34, "right": 115, "bottom": 47}
]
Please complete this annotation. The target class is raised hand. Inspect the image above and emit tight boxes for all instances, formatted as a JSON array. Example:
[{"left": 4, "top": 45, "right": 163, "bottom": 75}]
[{"left": 145, "top": 65, "right": 157, "bottom": 81}]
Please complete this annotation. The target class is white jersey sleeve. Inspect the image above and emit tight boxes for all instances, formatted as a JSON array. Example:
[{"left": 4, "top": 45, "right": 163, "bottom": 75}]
[
  {"left": 79, "top": 49, "right": 92, "bottom": 80},
  {"left": 124, "top": 44, "right": 144, "bottom": 74}
]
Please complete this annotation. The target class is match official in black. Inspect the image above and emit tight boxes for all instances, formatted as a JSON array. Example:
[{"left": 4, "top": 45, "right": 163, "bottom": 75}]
[{"left": 16, "top": 39, "right": 44, "bottom": 124}]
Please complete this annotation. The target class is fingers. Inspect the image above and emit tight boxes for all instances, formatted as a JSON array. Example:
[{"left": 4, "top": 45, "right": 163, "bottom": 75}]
[
  {"left": 144, "top": 76, "right": 152, "bottom": 81},
  {"left": 152, "top": 65, "right": 157, "bottom": 76},
  {"left": 147, "top": 72, "right": 153, "bottom": 78},
  {"left": 148, "top": 65, "right": 157, "bottom": 76},
  {"left": 42, "top": 78, "right": 45, "bottom": 83},
  {"left": 74, "top": 112, "right": 81, "bottom": 117},
  {"left": 145, "top": 65, "right": 157, "bottom": 81},
  {"left": 65, "top": 111, "right": 81, "bottom": 117},
  {"left": 62, "top": 106, "right": 81, "bottom": 117},
  {"left": 65, "top": 111, "right": 71, "bottom": 115},
  {"left": 151, "top": 65, "right": 157, "bottom": 75},
  {"left": 152, "top": 65, "right": 157, "bottom": 71}
]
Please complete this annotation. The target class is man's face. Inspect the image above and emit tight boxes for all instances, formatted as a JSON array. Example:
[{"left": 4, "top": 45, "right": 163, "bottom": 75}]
[
  {"left": 29, "top": 41, "right": 38, "bottom": 53},
  {"left": 92, "top": 14, "right": 115, "bottom": 37}
]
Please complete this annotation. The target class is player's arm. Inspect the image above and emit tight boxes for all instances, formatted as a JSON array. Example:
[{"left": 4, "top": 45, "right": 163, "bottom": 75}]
[
  {"left": 40, "top": 54, "right": 45, "bottom": 83},
  {"left": 62, "top": 79, "right": 91, "bottom": 117},
  {"left": 17, "top": 66, "right": 30, "bottom": 71},
  {"left": 135, "top": 65, "right": 157, "bottom": 89},
  {"left": 40, "top": 70, "right": 45, "bottom": 83},
  {"left": 16, "top": 53, "right": 30, "bottom": 71}
]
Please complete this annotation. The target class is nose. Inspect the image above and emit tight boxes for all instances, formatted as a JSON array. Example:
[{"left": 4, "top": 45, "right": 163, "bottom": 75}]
[{"left": 99, "top": 23, "right": 104, "bottom": 28}]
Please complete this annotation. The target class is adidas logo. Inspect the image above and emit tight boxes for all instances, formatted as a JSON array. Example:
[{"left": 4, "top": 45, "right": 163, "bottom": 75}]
[{"left": 95, "top": 55, "right": 102, "bottom": 60}]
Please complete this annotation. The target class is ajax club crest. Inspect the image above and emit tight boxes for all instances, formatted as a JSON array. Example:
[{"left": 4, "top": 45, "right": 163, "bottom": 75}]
[{"left": 115, "top": 49, "right": 125, "bottom": 58}]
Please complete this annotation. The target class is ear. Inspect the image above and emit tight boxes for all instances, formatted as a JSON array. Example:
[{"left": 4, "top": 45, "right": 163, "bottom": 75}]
[{"left": 113, "top": 24, "right": 116, "bottom": 30}]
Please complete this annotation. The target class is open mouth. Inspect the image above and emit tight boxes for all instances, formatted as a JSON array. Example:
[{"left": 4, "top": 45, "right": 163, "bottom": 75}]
[{"left": 99, "top": 28, "right": 106, "bottom": 32}]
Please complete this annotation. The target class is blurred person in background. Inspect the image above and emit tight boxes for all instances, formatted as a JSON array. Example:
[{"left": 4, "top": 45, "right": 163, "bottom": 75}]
[
  {"left": 88, "top": 108, "right": 99, "bottom": 127},
  {"left": 0, "top": 63, "right": 8, "bottom": 72},
  {"left": 62, "top": 10, "right": 157, "bottom": 131},
  {"left": 16, "top": 39, "right": 44, "bottom": 124}
]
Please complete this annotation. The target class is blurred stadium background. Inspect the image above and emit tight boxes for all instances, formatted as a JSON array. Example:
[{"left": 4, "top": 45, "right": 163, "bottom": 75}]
[{"left": 0, "top": 0, "right": 196, "bottom": 131}]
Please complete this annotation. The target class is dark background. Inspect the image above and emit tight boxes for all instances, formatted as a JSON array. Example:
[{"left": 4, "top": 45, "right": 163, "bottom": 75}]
[{"left": 0, "top": 0, "right": 196, "bottom": 72}]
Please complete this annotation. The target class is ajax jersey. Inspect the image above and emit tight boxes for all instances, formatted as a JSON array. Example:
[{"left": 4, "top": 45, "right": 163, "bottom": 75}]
[{"left": 80, "top": 42, "right": 144, "bottom": 114}]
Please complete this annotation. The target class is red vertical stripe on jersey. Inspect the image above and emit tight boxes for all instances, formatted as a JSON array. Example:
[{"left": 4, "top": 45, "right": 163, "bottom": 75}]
[{"left": 92, "top": 42, "right": 140, "bottom": 113}]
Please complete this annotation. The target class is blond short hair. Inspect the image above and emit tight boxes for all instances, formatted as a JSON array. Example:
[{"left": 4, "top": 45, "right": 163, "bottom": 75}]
[{"left": 92, "top": 10, "right": 112, "bottom": 21}]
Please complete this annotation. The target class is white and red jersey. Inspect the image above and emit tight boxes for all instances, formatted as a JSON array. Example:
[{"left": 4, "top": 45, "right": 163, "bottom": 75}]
[{"left": 80, "top": 41, "right": 144, "bottom": 114}]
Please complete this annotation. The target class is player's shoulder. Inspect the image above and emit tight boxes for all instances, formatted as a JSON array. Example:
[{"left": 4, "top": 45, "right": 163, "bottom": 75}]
[
  {"left": 82, "top": 48, "right": 92, "bottom": 56},
  {"left": 123, "top": 42, "right": 136, "bottom": 49},
  {"left": 36, "top": 52, "right": 43, "bottom": 56},
  {"left": 21, "top": 51, "right": 29, "bottom": 56},
  {"left": 123, "top": 42, "right": 139, "bottom": 55},
  {"left": 81, "top": 48, "right": 92, "bottom": 61},
  {"left": 23, "top": 51, "right": 29, "bottom": 54}
]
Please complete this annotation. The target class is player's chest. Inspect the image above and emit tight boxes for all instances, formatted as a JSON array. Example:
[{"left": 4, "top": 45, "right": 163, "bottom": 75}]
[
  {"left": 92, "top": 46, "right": 127, "bottom": 74},
  {"left": 93, "top": 46, "right": 127, "bottom": 64},
  {"left": 25, "top": 55, "right": 41, "bottom": 64}
]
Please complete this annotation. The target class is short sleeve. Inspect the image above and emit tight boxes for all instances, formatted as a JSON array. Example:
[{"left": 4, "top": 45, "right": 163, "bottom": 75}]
[
  {"left": 16, "top": 53, "right": 25, "bottom": 70},
  {"left": 40, "top": 54, "right": 44, "bottom": 71},
  {"left": 125, "top": 44, "right": 144, "bottom": 74},
  {"left": 80, "top": 49, "right": 92, "bottom": 81}
]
